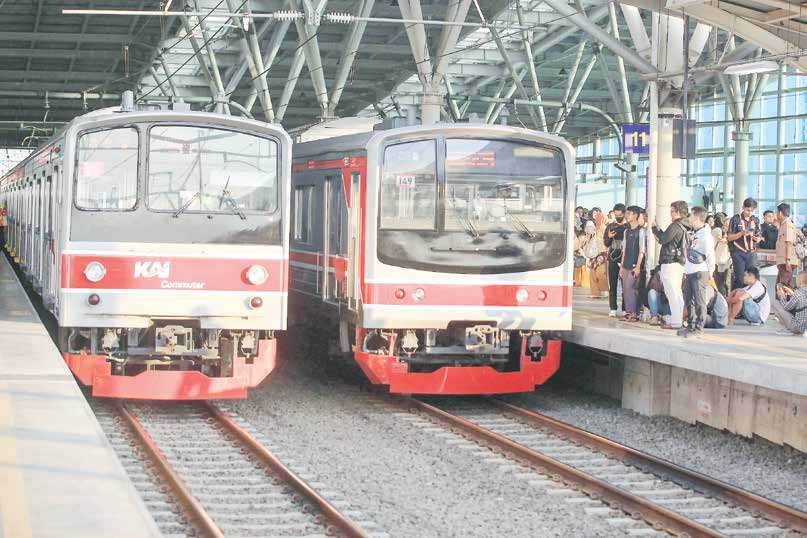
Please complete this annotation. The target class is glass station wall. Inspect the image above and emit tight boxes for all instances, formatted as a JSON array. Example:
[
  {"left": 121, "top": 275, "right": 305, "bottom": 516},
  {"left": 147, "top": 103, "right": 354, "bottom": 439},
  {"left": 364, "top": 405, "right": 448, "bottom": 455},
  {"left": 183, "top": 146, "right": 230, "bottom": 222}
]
[{"left": 575, "top": 66, "right": 807, "bottom": 226}]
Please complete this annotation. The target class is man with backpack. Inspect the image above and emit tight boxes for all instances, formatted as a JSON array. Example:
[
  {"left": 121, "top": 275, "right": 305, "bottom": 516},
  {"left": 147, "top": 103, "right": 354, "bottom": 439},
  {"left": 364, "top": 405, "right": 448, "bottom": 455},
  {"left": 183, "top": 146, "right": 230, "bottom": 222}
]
[
  {"left": 678, "top": 206, "right": 716, "bottom": 337},
  {"left": 650, "top": 200, "right": 690, "bottom": 329},
  {"left": 727, "top": 197, "right": 762, "bottom": 290},
  {"left": 603, "top": 203, "right": 627, "bottom": 317}
]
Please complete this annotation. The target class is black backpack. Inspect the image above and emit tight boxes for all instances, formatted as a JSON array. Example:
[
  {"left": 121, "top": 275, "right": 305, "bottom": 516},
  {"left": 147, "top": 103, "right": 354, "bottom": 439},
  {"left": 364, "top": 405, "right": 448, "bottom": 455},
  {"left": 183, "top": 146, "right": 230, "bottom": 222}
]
[{"left": 672, "top": 222, "right": 691, "bottom": 262}]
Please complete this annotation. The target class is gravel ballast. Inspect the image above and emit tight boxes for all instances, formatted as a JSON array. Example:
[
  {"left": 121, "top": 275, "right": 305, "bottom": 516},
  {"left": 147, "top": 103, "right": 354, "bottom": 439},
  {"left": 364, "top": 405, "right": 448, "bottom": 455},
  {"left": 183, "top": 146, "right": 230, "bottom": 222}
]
[
  {"left": 504, "top": 382, "right": 807, "bottom": 513},
  {"left": 231, "top": 350, "right": 638, "bottom": 537}
]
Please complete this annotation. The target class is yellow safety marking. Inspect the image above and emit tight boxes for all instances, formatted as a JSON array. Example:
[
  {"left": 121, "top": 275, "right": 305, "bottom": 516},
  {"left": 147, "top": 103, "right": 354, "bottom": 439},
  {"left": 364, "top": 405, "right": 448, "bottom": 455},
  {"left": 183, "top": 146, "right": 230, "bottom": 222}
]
[{"left": 0, "top": 382, "right": 33, "bottom": 538}]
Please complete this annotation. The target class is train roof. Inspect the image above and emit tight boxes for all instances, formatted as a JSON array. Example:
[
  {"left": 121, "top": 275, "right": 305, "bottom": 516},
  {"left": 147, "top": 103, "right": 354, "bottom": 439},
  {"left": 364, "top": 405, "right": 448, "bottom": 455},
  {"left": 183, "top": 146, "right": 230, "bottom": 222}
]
[
  {"left": 1, "top": 108, "right": 290, "bottom": 187},
  {"left": 292, "top": 122, "right": 574, "bottom": 162}
]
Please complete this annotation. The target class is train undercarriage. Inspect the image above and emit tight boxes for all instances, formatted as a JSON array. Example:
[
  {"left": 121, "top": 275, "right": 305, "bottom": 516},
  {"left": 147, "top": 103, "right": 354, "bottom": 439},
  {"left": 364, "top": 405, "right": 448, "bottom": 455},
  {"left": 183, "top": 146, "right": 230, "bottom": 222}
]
[{"left": 59, "top": 322, "right": 277, "bottom": 400}]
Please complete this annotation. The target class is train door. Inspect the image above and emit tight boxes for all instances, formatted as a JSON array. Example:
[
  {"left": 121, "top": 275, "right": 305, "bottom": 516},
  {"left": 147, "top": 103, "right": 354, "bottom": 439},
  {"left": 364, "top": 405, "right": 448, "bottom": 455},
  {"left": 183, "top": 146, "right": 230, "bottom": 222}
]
[
  {"left": 346, "top": 172, "right": 361, "bottom": 312},
  {"left": 41, "top": 175, "right": 53, "bottom": 300},
  {"left": 23, "top": 181, "right": 31, "bottom": 268},
  {"left": 320, "top": 175, "right": 334, "bottom": 303},
  {"left": 33, "top": 177, "right": 43, "bottom": 285}
]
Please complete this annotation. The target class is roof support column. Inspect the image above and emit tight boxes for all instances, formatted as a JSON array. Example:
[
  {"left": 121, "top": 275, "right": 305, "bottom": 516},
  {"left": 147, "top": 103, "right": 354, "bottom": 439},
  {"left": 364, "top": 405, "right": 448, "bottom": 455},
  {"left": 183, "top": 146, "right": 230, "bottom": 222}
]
[
  {"left": 180, "top": 16, "right": 220, "bottom": 98},
  {"left": 226, "top": 0, "right": 274, "bottom": 121},
  {"left": 608, "top": 4, "right": 638, "bottom": 203},
  {"left": 276, "top": 48, "right": 306, "bottom": 122},
  {"left": 193, "top": 10, "right": 229, "bottom": 114},
  {"left": 243, "top": 19, "right": 293, "bottom": 115},
  {"left": 149, "top": 67, "right": 171, "bottom": 97},
  {"left": 444, "top": 76, "right": 462, "bottom": 121},
  {"left": 398, "top": 0, "right": 472, "bottom": 125},
  {"left": 327, "top": 0, "right": 376, "bottom": 117},
  {"left": 554, "top": 54, "right": 597, "bottom": 135},
  {"left": 542, "top": 0, "right": 657, "bottom": 75},
  {"left": 159, "top": 56, "right": 181, "bottom": 98},
  {"left": 290, "top": 0, "right": 331, "bottom": 119},
  {"left": 516, "top": 0, "right": 547, "bottom": 130}
]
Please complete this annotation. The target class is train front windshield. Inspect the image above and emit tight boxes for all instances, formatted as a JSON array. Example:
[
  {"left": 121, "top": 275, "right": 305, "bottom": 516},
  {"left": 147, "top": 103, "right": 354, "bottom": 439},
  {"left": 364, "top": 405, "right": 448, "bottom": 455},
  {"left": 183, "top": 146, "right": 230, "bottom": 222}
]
[
  {"left": 71, "top": 124, "right": 282, "bottom": 244},
  {"left": 379, "top": 138, "right": 567, "bottom": 274}
]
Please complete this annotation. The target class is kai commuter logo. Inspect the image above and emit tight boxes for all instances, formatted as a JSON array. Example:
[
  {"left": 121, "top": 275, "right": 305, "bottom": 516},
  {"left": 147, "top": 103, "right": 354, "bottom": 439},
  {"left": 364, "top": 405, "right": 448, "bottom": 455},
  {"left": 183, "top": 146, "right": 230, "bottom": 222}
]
[{"left": 134, "top": 261, "right": 171, "bottom": 279}]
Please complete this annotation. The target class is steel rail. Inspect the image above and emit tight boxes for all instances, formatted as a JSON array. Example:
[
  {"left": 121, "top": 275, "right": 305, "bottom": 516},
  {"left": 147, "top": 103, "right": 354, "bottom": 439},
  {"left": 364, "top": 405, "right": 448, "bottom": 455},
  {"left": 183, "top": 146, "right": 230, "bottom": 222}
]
[
  {"left": 402, "top": 397, "right": 723, "bottom": 538},
  {"left": 115, "top": 403, "right": 225, "bottom": 538},
  {"left": 206, "top": 403, "right": 369, "bottom": 538},
  {"left": 491, "top": 399, "right": 807, "bottom": 534}
]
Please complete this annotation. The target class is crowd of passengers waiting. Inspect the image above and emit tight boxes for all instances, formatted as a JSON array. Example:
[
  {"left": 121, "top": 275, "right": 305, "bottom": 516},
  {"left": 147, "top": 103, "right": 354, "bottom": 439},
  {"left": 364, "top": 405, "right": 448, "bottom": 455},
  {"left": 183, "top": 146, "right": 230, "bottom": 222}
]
[{"left": 573, "top": 198, "right": 807, "bottom": 338}]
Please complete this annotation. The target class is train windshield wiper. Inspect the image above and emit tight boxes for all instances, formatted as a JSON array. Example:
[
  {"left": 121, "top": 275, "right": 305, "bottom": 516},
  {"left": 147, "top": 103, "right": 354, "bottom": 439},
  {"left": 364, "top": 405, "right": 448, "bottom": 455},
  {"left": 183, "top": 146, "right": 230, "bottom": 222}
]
[
  {"left": 220, "top": 191, "right": 247, "bottom": 220},
  {"left": 173, "top": 191, "right": 201, "bottom": 218},
  {"left": 447, "top": 192, "right": 480, "bottom": 242},
  {"left": 217, "top": 176, "right": 247, "bottom": 220}
]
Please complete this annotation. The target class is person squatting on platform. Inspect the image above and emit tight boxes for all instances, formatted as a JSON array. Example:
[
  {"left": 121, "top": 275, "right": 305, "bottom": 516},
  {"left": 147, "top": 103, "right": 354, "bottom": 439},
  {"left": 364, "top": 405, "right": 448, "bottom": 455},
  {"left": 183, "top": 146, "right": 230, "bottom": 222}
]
[
  {"left": 618, "top": 206, "right": 646, "bottom": 322},
  {"left": 651, "top": 200, "right": 690, "bottom": 330},
  {"left": 678, "top": 206, "right": 715, "bottom": 338},
  {"left": 773, "top": 272, "right": 807, "bottom": 336},
  {"left": 726, "top": 266, "right": 771, "bottom": 326}
]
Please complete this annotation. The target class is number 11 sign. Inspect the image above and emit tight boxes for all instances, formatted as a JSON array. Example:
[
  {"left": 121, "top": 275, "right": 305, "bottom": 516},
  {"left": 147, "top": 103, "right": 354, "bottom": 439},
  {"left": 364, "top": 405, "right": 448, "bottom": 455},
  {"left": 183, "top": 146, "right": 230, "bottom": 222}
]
[{"left": 622, "top": 123, "right": 650, "bottom": 154}]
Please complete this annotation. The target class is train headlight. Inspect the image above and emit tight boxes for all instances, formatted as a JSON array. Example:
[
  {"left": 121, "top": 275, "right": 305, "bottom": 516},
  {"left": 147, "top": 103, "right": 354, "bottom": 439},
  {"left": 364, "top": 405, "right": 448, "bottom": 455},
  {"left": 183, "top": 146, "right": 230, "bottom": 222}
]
[
  {"left": 83, "top": 261, "right": 107, "bottom": 283},
  {"left": 412, "top": 288, "right": 425, "bottom": 301},
  {"left": 516, "top": 288, "right": 529, "bottom": 303},
  {"left": 246, "top": 264, "right": 269, "bottom": 285}
]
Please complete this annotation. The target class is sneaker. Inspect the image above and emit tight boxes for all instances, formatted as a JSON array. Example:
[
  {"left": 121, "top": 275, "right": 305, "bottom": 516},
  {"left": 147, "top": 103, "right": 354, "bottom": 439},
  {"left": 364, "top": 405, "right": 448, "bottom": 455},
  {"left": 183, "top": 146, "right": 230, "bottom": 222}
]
[
  {"left": 609, "top": 310, "right": 618, "bottom": 317},
  {"left": 775, "top": 329, "right": 797, "bottom": 336},
  {"left": 676, "top": 328, "right": 690, "bottom": 337}
]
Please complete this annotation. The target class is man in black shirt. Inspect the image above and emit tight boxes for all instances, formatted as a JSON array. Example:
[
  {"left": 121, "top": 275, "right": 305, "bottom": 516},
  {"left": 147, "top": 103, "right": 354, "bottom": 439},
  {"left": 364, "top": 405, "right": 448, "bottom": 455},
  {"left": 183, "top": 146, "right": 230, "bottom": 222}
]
[
  {"left": 759, "top": 210, "right": 778, "bottom": 250},
  {"left": 603, "top": 203, "right": 627, "bottom": 317},
  {"left": 619, "top": 206, "right": 646, "bottom": 321},
  {"left": 651, "top": 200, "right": 690, "bottom": 329},
  {"left": 727, "top": 197, "right": 762, "bottom": 290}
]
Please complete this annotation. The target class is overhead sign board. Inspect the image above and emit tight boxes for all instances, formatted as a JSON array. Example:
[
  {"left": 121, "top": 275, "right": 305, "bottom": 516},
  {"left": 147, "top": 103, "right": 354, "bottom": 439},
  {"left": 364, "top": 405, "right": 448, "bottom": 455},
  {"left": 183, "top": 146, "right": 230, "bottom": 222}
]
[{"left": 623, "top": 123, "right": 650, "bottom": 154}]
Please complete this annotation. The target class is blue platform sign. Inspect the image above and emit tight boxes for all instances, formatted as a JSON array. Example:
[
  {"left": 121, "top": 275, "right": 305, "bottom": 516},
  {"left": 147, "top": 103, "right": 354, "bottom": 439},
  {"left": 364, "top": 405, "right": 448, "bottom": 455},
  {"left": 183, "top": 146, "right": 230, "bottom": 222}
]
[{"left": 623, "top": 123, "right": 650, "bottom": 154}]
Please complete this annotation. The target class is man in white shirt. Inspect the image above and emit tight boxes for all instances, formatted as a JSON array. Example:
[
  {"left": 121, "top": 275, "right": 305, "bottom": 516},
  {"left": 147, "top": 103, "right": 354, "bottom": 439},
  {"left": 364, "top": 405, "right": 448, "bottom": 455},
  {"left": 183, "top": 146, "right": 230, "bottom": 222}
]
[
  {"left": 678, "top": 207, "right": 716, "bottom": 337},
  {"left": 726, "top": 266, "right": 771, "bottom": 326}
]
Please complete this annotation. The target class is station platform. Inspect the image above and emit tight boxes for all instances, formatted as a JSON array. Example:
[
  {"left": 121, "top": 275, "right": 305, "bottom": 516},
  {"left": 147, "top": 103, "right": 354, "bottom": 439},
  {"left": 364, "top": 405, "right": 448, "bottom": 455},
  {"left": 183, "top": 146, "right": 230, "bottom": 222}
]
[
  {"left": 0, "top": 254, "right": 160, "bottom": 538},
  {"left": 561, "top": 290, "right": 807, "bottom": 452}
]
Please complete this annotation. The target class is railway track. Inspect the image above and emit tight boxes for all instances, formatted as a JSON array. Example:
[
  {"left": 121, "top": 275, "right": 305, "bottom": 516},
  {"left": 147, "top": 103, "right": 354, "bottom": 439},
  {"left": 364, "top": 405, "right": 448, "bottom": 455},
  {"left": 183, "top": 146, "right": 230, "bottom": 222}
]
[
  {"left": 96, "top": 402, "right": 368, "bottom": 538},
  {"left": 399, "top": 397, "right": 807, "bottom": 538}
]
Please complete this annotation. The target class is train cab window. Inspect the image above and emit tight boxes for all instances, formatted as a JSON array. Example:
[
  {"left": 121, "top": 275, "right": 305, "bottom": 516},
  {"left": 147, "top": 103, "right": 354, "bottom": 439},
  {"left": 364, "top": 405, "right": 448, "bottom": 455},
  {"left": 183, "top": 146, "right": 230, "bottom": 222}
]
[
  {"left": 378, "top": 138, "right": 567, "bottom": 274},
  {"left": 75, "top": 128, "right": 138, "bottom": 210},
  {"left": 147, "top": 125, "right": 278, "bottom": 214},
  {"left": 380, "top": 140, "right": 436, "bottom": 230}
]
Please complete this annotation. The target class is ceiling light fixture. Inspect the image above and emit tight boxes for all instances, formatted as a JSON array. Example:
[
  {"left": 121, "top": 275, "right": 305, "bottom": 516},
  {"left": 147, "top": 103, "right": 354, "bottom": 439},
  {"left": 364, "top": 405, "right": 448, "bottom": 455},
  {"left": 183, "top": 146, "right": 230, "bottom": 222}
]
[{"left": 722, "top": 60, "right": 779, "bottom": 76}]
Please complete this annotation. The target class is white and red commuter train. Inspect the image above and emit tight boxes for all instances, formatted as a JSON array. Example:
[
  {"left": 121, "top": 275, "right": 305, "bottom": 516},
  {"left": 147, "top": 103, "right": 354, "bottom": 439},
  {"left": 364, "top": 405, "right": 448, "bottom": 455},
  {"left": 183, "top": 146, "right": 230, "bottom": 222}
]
[
  {"left": 290, "top": 123, "right": 574, "bottom": 394},
  {"left": 0, "top": 108, "right": 291, "bottom": 400}
]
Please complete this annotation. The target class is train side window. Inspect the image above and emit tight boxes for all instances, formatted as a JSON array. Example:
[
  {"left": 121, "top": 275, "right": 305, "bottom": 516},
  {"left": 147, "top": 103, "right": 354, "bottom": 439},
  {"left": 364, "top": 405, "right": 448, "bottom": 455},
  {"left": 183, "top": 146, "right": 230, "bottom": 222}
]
[
  {"left": 75, "top": 127, "right": 138, "bottom": 211},
  {"left": 293, "top": 185, "right": 314, "bottom": 243}
]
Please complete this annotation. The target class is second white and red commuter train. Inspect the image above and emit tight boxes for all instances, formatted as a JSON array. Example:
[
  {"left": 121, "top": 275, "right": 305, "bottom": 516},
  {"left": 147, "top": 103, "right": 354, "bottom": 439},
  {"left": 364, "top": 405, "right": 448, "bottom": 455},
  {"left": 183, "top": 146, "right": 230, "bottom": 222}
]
[
  {"left": 0, "top": 106, "right": 291, "bottom": 399},
  {"left": 289, "top": 123, "right": 574, "bottom": 394}
]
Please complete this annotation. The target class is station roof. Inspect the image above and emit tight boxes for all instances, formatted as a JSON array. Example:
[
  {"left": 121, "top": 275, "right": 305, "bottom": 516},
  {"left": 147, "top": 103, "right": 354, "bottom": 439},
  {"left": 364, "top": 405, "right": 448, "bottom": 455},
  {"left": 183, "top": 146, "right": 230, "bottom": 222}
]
[{"left": 0, "top": 0, "right": 804, "bottom": 148}]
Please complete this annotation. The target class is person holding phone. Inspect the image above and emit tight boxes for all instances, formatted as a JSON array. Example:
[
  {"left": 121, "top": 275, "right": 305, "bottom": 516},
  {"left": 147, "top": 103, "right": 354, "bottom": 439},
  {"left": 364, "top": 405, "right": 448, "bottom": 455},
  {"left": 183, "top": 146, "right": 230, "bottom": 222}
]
[
  {"left": 603, "top": 203, "right": 628, "bottom": 317},
  {"left": 772, "top": 272, "right": 807, "bottom": 336},
  {"left": 727, "top": 197, "right": 762, "bottom": 290}
]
